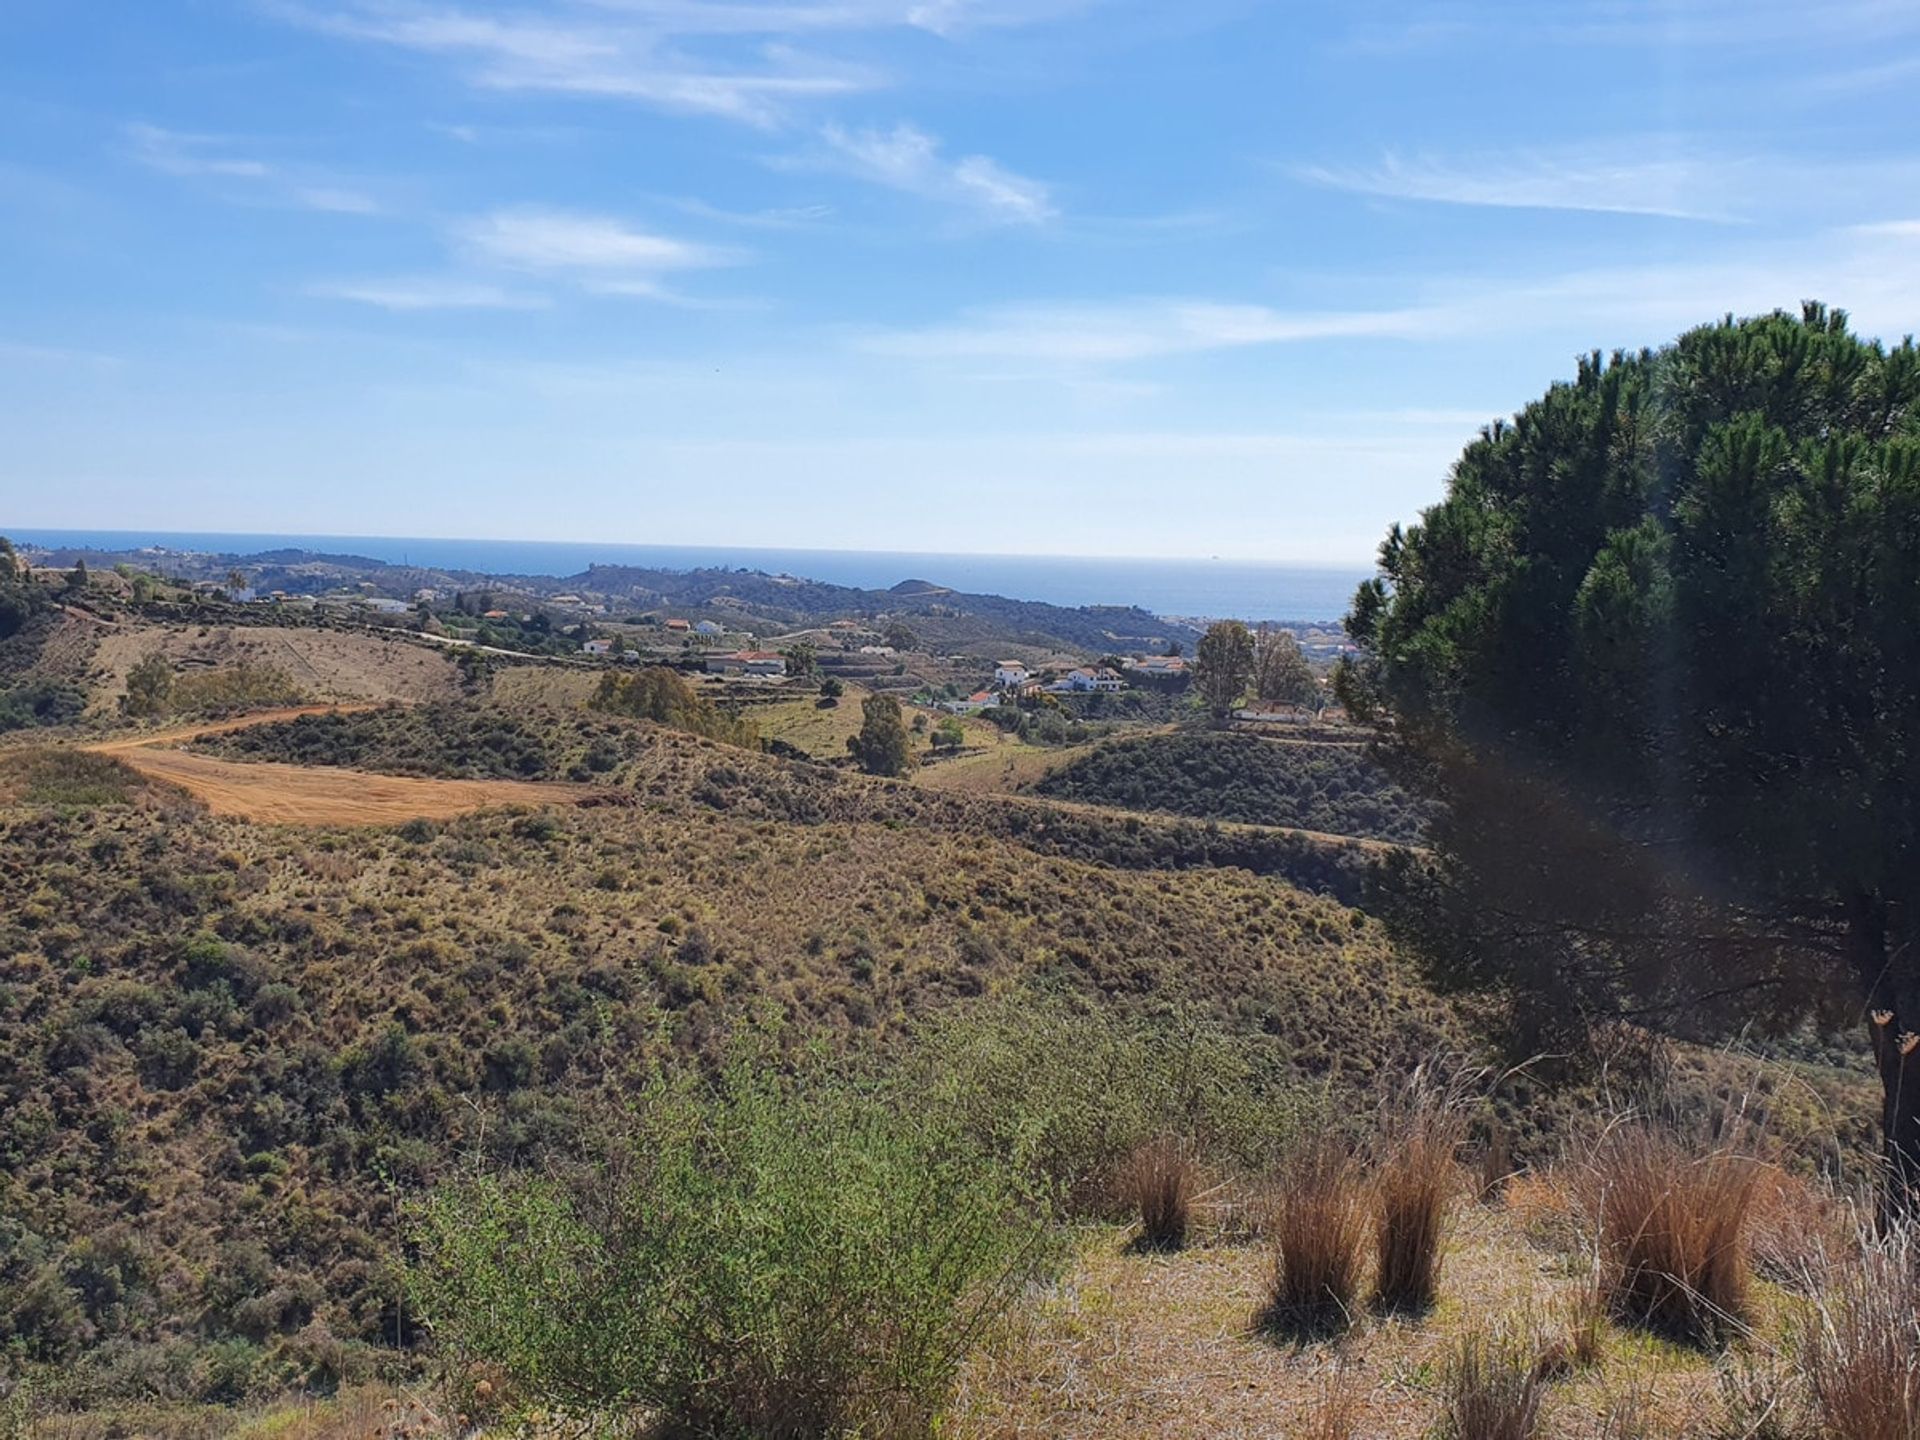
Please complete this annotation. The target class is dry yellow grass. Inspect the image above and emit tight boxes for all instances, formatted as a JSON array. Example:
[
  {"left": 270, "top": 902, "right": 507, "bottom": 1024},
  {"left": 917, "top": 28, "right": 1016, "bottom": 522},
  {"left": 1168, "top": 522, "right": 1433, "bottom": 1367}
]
[
  {"left": 485, "top": 664, "right": 599, "bottom": 709},
  {"left": 86, "top": 622, "right": 465, "bottom": 712},
  {"left": 914, "top": 738, "right": 1081, "bottom": 794},
  {"left": 952, "top": 1206, "right": 1737, "bottom": 1440},
  {"left": 751, "top": 682, "right": 879, "bottom": 757}
]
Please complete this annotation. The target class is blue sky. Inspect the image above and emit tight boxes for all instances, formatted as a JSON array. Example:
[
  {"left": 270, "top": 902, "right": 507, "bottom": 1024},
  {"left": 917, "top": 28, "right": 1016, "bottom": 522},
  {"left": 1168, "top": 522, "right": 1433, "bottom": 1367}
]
[{"left": 3, "top": 0, "right": 1918, "bottom": 561}]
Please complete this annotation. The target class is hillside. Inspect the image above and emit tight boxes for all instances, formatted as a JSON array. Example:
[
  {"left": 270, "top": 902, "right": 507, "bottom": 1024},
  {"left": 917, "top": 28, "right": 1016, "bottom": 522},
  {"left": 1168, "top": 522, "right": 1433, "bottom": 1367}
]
[
  {"left": 190, "top": 703, "right": 1380, "bottom": 899},
  {"left": 1028, "top": 730, "right": 1431, "bottom": 845},
  {"left": 16, "top": 538, "right": 1203, "bottom": 660},
  {"left": 0, "top": 717, "right": 1457, "bottom": 1401},
  {"left": 569, "top": 562, "right": 1201, "bottom": 656}
]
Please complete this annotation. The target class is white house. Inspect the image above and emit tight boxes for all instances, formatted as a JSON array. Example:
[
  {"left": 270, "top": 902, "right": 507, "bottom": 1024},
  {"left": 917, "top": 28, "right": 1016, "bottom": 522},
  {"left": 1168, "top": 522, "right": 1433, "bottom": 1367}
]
[
  {"left": 994, "top": 660, "right": 1030, "bottom": 688},
  {"left": 707, "top": 650, "right": 787, "bottom": 677},
  {"left": 1055, "top": 666, "right": 1125, "bottom": 693},
  {"left": 1126, "top": 655, "right": 1189, "bottom": 679},
  {"left": 582, "top": 638, "right": 614, "bottom": 655},
  {"left": 944, "top": 689, "right": 997, "bottom": 714}
]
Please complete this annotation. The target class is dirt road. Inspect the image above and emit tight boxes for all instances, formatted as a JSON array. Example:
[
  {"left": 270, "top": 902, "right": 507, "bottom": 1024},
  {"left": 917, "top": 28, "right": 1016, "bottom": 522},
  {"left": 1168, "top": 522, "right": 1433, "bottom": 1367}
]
[
  {"left": 85, "top": 705, "right": 588, "bottom": 825},
  {"left": 86, "top": 704, "right": 380, "bottom": 752}
]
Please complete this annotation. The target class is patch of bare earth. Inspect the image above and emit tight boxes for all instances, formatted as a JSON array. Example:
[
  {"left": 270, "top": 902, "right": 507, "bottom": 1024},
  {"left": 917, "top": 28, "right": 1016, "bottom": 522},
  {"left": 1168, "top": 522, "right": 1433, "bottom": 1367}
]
[
  {"left": 94, "top": 747, "right": 587, "bottom": 824},
  {"left": 80, "top": 705, "right": 589, "bottom": 824}
]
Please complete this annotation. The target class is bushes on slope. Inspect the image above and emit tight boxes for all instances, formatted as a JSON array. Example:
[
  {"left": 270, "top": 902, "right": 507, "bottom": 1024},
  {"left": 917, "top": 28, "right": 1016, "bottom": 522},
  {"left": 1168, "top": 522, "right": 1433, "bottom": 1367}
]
[
  {"left": 1032, "top": 730, "right": 1429, "bottom": 845},
  {"left": 413, "top": 1049, "right": 1057, "bottom": 1436}
]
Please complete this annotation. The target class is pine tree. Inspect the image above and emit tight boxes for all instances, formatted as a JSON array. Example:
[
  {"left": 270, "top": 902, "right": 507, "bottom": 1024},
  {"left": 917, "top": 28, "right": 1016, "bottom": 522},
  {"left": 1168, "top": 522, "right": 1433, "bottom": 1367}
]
[{"left": 1339, "top": 304, "right": 1920, "bottom": 1212}]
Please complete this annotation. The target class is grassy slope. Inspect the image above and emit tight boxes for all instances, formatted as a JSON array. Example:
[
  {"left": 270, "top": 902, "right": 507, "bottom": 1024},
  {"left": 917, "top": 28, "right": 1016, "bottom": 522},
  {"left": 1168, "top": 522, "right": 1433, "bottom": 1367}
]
[
  {"left": 1029, "top": 729, "right": 1431, "bottom": 845},
  {"left": 190, "top": 704, "right": 1381, "bottom": 900},
  {"left": 85, "top": 623, "right": 467, "bottom": 714},
  {"left": 0, "top": 713, "right": 1461, "bottom": 1382}
]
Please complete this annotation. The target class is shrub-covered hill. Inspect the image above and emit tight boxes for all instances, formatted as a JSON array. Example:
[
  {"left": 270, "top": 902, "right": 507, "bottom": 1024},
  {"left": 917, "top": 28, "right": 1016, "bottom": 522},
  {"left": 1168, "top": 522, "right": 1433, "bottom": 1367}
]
[
  {"left": 0, "top": 771, "right": 1459, "bottom": 1397},
  {"left": 192, "top": 703, "right": 1379, "bottom": 902},
  {"left": 1028, "top": 730, "right": 1431, "bottom": 845}
]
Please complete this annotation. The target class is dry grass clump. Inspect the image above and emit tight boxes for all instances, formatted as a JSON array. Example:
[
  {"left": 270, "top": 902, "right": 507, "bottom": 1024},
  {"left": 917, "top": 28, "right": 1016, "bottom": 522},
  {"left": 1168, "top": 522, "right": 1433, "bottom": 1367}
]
[
  {"left": 1748, "top": 1163, "right": 1853, "bottom": 1291},
  {"left": 1478, "top": 1127, "right": 1514, "bottom": 1204},
  {"left": 1294, "top": 1370, "right": 1364, "bottom": 1439},
  {"left": 1587, "top": 1127, "right": 1759, "bottom": 1346},
  {"left": 1505, "top": 1167, "right": 1579, "bottom": 1252},
  {"left": 1433, "top": 1327, "right": 1546, "bottom": 1440},
  {"left": 1262, "top": 1139, "right": 1370, "bottom": 1337},
  {"left": 1531, "top": 1274, "right": 1607, "bottom": 1382},
  {"left": 1803, "top": 1223, "right": 1920, "bottom": 1440},
  {"left": 1374, "top": 1085, "right": 1467, "bottom": 1314},
  {"left": 1120, "top": 1135, "right": 1200, "bottom": 1251},
  {"left": 1713, "top": 1351, "right": 1803, "bottom": 1440}
]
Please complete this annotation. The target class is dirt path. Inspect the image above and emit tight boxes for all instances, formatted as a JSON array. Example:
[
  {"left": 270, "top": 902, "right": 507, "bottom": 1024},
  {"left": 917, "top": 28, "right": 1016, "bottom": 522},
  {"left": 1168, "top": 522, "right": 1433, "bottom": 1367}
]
[
  {"left": 86, "top": 704, "right": 380, "bottom": 753},
  {"left": 84, "top": 704, "right": 589, "bottom": 825}
]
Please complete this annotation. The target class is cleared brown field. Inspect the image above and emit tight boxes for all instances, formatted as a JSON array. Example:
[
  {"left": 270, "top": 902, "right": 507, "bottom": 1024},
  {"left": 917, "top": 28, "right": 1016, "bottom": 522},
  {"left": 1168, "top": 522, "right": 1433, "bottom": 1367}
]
[
  {"left": 84, "top": 704, "right": 586, "bottom": 824},
  {"left": 94, "top": 745, "right": 587, "bottom": 824}
]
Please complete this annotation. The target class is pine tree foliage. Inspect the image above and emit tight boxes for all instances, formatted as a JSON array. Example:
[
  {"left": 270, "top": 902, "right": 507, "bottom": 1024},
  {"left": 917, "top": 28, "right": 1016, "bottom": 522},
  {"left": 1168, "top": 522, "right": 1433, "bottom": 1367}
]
[{"left": 1338, "top": 304, "right": 1920, "bottom": 1197}]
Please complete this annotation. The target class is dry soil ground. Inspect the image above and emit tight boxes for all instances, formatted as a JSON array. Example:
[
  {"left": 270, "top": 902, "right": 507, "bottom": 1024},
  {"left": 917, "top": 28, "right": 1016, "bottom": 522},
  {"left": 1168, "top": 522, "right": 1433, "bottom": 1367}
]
[
  {"left": 84, "top": 621, "right": 466, "bottom": 712},
  {"left": 85, "top": 706, "right": 587, "bottom": 824}
]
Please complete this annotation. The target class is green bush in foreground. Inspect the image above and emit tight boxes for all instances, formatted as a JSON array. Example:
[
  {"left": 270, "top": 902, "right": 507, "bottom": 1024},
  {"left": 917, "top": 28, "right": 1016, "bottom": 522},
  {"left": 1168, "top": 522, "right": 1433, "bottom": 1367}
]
[
  {"left": 906, "top": 991, "right": 1315, "bottom": 1214},
  {"left": 412, "top": 1051, "right": 1058, "bottom": 1437}
]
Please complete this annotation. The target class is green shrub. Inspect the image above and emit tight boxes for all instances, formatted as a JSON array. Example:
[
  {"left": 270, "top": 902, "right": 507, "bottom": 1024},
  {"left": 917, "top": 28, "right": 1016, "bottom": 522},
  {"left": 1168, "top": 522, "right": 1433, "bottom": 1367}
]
[
  {"left": 0, "top": 751, "right": 143, "bottom": 807},
  {"left": 0, "top": 679, "right": 84, "bottom": 733},
  {"left": 593, "top": 667, "right": 759, "bottom": 748},
  {"left": 903, "top": 990, "right": 1310, "bottom": 1214},
  {"left": 1032, "top": 730, "right": 1429, "bottom": 844},
  {"left": 412, "top": 1051, "right": 1057, "bottom": 1436}
]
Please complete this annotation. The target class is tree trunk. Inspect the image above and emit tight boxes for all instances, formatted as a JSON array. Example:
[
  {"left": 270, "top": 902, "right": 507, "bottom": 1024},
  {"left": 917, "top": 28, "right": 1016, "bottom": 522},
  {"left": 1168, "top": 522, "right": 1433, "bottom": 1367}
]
[{"left": 1851, "top": 894, "right": 1920, "bottom": 1225}]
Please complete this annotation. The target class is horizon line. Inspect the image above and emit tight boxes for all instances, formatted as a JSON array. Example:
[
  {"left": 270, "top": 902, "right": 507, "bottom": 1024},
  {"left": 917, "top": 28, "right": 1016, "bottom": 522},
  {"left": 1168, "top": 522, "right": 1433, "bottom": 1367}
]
[{"left": 3, "top": 525, "right": 1377, "bottom": 572}]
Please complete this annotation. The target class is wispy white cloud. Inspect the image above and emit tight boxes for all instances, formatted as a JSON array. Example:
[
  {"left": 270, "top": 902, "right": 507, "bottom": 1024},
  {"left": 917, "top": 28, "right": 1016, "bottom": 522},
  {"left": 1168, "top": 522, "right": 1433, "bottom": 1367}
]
[
  {"left": 0, "top": 339, "right": 123, "bottom": 368},
  {"left": 1295, "top": 147, "right": 1745, "bottom": 222},
  {"left": 800, "top": 122, "right": 1056, "bottom": 224},
  {"left": 310, "top": 208, "right": 738, "bottom": 314},
  {"left": 271, "top": 1, "right": 1100, "bottom": 124},
  {"left": 859, "top": 222, "right": 1920, "bottom": 367},
  {"left": 290, "top": 185, "right": 383, "bottom": 215},
  {"left": 459, "top": 207, "right": 729, "bottom": 272},
  {"left": 272, "top": 2, "right": 878, "bottom": 125},
  {"left": 1295, "top": 143, "right": 1920, "bottom": 229},
  {"left": 667, "top": 196, "right": 837, "bottom": 229},
  {"left": 860, "top": 298, "right": 1438, "bottom": 362},
  {"left": 127, "top": 123, "right": 274, "bottom": 180},
  {"left": 1340, "top": 0, "right": 1920, "bottom": 54},
  {"left": 306, "top": 277, "right": 549, "bottom": 311},
  {"left": 126, "top": 122, "right": 381, "bottom": 213}
]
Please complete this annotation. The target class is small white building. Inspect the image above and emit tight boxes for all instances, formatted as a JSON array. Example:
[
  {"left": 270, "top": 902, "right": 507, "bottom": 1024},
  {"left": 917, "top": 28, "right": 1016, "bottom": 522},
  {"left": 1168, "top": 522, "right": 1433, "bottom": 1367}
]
[
  {"left": 1056, "top": 666, "right": 1125, "bottom": 693},
  {"left": 707, "top": 650, "right": 788, "bottom": 678},
  {"left": 1126, "top": 655, "right": 1189, "bottom": 679},
  {"left": 994, "top": 660, "right": 1030, "bottom": 688},
  {"left": 945, "top": 690, "right": 997, "bottom": 714},
  {"left": 582, "top": 638, "right": 614, "bottom": 655}
]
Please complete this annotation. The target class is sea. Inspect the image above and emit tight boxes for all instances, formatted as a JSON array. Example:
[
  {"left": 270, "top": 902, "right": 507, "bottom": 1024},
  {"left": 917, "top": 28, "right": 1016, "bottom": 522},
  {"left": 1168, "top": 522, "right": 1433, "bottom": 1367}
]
[{"left": 5, "top": 529, "right": 1371, "bottom": 624}]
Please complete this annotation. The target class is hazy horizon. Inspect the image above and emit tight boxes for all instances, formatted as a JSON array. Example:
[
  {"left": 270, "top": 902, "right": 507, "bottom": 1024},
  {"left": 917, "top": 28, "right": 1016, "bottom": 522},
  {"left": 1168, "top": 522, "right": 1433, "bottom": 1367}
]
[
  {"left": 5, "top": 526, "right": 1373, "bottom": 620},
  {"left": 3, "top": 524, "right": 1376, "bottom": 570}
]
